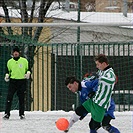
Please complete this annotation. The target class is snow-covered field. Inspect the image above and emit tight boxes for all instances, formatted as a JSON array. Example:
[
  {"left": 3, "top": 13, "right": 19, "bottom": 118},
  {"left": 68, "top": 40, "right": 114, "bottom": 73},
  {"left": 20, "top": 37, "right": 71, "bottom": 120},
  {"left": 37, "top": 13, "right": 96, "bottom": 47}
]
[{"left": 0, "top": 110, "right": 133, "bottom": 133}]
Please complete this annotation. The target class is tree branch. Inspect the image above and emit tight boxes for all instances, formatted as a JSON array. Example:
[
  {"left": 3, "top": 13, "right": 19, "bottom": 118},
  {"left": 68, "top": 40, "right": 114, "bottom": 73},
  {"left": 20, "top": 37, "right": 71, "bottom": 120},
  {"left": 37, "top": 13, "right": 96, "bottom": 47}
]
[
  {"left": 1, "top": 0, "right": 13, "bottom": 35},
  {"left": 19, "top": 0, "right": 28, "bottom": 35},
  {"left": 33, "top": 0, "right": 53, "bottom": 41}
]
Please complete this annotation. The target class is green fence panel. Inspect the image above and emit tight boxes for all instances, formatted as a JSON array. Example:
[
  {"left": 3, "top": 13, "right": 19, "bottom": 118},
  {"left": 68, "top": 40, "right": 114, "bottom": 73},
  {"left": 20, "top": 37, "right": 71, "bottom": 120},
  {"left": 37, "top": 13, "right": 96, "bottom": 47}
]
[{"left": 1, "top": 42, "right": 133, "bottom": 112}]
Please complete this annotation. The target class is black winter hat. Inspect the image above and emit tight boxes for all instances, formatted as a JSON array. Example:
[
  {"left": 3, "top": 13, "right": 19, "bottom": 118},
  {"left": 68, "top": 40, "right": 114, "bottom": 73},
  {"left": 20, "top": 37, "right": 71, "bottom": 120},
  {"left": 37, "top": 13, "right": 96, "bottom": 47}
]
[{"left": 12, "top": 46, "right": 20, "bottom": 53}]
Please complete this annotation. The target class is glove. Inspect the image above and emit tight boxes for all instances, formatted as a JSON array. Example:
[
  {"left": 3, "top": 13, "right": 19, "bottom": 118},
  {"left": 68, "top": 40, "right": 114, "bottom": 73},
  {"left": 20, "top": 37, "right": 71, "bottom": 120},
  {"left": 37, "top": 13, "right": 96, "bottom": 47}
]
[
  {"left": 84, "top": 73, "right": 89, "bottom": 77},
  {"left": 4, "top": 74, "right": 9, "bottom": 82},
  {"left": 89, "top": 72, "right": 99, "bottom": 80},
  {"left": 24, "top": 71, "right": 31, "bottom": 79},
  {"left": 88, "top": 91, "right": 95, "bottom": 98}
]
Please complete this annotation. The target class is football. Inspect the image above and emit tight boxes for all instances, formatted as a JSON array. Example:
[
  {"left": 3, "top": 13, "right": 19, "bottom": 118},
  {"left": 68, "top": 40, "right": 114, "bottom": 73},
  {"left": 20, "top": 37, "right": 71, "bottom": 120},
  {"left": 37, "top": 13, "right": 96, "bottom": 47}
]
[{"left": 55, "top": 118, "right": 69, "bottom": 131}]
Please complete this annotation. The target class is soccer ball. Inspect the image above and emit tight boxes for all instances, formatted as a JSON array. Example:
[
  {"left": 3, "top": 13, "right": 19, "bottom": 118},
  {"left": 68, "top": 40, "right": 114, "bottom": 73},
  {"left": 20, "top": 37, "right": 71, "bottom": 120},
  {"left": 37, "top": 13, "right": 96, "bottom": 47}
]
[{"left": 55, "top": 118, "right": 69, "bottom": 131}]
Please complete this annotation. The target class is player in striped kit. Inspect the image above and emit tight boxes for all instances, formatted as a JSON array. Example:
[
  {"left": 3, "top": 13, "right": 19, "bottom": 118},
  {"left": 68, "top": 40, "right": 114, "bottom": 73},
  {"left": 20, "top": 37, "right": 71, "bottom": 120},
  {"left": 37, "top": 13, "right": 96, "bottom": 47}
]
[{"left": 65, "top": 54, "right": 119, "bottom": 133}]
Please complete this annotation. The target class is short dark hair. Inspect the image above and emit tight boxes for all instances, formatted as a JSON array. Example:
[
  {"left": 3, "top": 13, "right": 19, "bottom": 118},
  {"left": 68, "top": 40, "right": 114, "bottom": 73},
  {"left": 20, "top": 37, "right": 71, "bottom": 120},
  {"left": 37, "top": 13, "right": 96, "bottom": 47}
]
[
  {"left": 12, "top": 46, "right": 20, "bottom": 53},
  {"left": 65, "top": 76, "right": 79, "bottom": 86},
  {"left": 94, "top": 54, "right": 109, "bottom": 64}
]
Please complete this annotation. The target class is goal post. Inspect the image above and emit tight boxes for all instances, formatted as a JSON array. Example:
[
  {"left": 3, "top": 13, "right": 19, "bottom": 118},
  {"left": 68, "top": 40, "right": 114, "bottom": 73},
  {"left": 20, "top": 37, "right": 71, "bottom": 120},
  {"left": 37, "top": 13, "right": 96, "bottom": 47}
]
[
  {"left": 0, "top": 22, "right": 133, "bottom": 112},
  {"left": 0, "top": 22, "right": 133, "bottom": 27}
]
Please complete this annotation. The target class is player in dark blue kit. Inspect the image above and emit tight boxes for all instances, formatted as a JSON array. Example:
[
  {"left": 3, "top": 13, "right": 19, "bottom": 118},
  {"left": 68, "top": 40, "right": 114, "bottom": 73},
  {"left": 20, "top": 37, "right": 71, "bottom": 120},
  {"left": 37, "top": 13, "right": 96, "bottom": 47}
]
[{"left": 65, "top": 74, "right": 120, "bottom": 133}]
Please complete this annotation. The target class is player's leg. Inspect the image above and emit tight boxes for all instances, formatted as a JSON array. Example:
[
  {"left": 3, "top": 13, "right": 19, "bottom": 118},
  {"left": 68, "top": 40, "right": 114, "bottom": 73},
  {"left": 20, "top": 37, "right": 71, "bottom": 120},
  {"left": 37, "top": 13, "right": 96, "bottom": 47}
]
[
  {"left": 83, "top": 99, "right": 108, "bottom": 133},
  {"left": 75, "top": 105, "right": 89, "bottom": 120},
  {"left": 102, "top": 114, "right": 112, "bottom": 130},
  {"left": 4, "top": 80, "right": 17, "bottom": 119},
  {"left": 17, "top": 79, "right": 26, "bottom": 119},
  {"left": 89, "top": 118, "right": 108, "bottom": 133},
  {"left": 89, "top": 118, "right": 99, "bottom": 133},
  {"left": 69, "top": 105, "right": 88, "bottom": 128},
  {"left": 102, "top": 115, "right": 120, "bottom": 133},
  {"left": 64, "top": 104, "right": 89, "bottom": 132}
]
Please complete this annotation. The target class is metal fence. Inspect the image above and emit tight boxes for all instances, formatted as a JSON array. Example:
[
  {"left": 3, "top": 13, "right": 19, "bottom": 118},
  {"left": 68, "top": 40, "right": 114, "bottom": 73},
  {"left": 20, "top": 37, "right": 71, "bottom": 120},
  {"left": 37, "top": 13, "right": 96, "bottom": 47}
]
[{"left": 0, "top": 41, "right": 133, "bottom": 112}]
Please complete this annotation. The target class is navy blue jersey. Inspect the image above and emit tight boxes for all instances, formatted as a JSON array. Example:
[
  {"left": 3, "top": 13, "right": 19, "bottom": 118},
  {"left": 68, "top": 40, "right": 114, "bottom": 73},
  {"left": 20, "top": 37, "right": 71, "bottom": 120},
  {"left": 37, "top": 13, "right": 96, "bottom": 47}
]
[
  {"left": 78, "top": 78, "right": 115, "bottom": 119},
  {"left": 79, "top": 79, "right": 98, "bottom": 103}
]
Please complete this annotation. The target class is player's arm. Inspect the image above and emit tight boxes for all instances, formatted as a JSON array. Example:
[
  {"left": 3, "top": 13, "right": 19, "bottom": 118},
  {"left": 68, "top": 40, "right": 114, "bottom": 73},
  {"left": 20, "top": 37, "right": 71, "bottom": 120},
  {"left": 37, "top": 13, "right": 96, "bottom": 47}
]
[
  {"left": 4, "top": 61, "right": 10, "bottom": 82},
  {"left": 24, "top": 59, "right": 31, "bottom": 79},
  {"left": 85, "top": 80, "right": 98, "bottom": 98}
]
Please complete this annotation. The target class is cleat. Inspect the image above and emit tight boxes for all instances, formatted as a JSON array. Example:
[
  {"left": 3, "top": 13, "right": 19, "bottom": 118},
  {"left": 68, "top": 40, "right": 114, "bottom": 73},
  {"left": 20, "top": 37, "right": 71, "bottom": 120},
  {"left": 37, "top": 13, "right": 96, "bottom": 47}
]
[
  {"left": 20, "top": 115, "right": 25, "bottom": 120},
  {"left": 3, "top": 114, "right": 10, "bottom": 120}
]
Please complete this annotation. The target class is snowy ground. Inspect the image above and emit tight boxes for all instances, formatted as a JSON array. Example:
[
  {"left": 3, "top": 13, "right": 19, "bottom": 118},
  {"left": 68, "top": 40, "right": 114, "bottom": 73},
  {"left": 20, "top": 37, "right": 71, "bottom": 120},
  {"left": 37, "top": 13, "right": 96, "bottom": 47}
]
[{"left": 0, "top": 110, "right": 133, "bottom": 133}]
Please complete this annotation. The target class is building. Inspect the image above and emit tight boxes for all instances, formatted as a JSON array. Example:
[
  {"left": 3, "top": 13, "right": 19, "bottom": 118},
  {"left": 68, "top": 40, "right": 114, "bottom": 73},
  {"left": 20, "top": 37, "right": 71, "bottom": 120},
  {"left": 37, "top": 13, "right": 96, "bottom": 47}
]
[{"left": 65, "top": 0, "right": 133, "bottom": 12}]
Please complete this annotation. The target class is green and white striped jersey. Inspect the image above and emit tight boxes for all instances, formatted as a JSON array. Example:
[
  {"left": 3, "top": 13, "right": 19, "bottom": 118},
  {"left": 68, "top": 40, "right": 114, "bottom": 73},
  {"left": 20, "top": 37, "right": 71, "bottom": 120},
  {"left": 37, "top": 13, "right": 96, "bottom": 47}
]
[{"left": 93, "top": 67, "right": 116, "bottom": 109}]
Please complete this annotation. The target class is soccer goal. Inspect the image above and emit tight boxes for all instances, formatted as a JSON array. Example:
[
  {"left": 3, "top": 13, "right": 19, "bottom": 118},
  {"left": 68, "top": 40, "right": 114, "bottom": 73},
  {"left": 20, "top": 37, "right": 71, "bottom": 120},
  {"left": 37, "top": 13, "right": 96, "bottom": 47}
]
[{"left": 0, "top": 22, "right": 133, "bottom": 112}]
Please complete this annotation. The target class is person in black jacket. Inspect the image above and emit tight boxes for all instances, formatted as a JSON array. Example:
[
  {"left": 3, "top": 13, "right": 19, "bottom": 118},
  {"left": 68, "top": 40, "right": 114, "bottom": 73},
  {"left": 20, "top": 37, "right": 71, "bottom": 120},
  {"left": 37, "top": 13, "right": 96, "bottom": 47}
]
[{"left": 3, "top": 47, "right": 31, "bottom": 120}]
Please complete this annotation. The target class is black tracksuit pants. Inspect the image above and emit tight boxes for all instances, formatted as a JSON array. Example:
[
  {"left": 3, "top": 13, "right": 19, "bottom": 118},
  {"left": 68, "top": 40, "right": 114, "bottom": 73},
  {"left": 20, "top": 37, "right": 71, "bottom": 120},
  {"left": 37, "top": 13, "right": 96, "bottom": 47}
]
[{"left": 5, "top": 79, "right": 26, "bottom": 116}]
